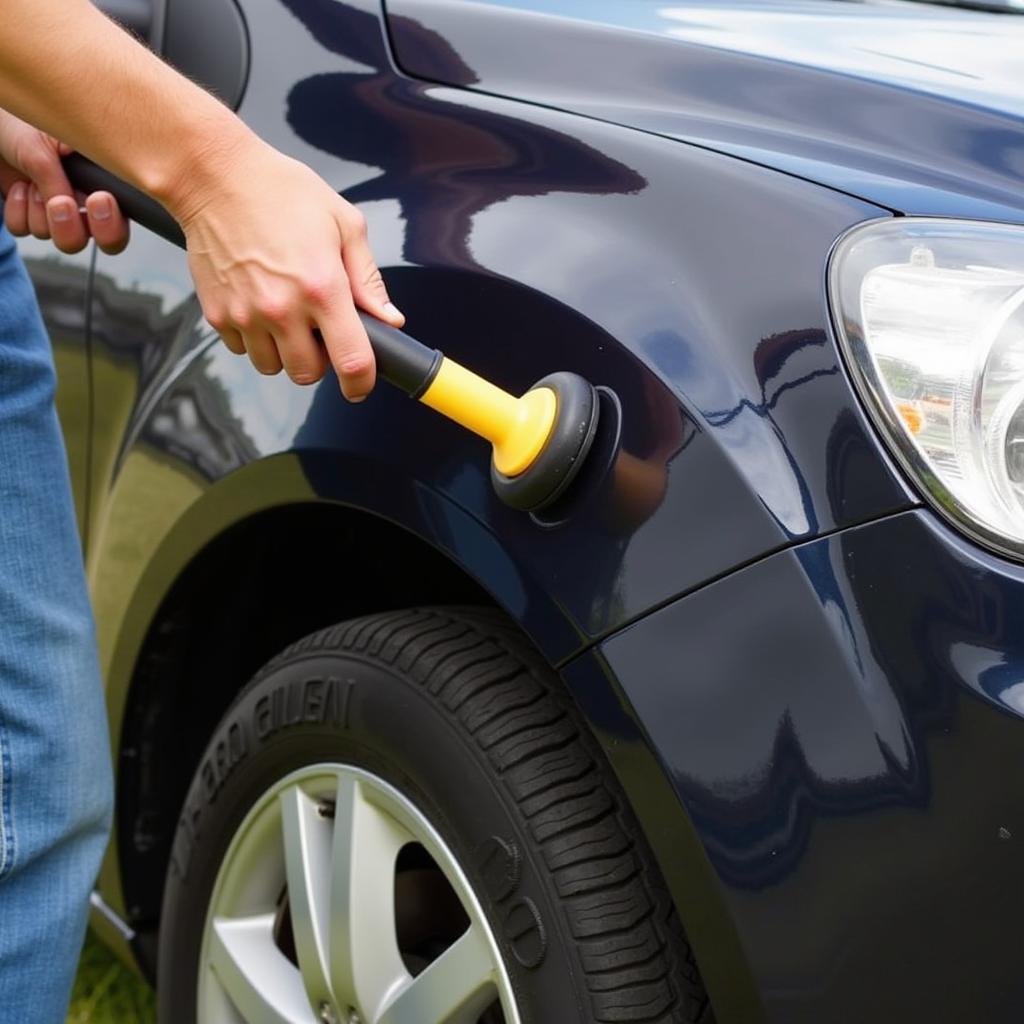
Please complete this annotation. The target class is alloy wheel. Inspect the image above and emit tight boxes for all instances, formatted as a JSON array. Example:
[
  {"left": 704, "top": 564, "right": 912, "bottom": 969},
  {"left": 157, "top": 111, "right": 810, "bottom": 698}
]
[{"left": 196, "top": 763, "right": 520, "bottom": 1024}]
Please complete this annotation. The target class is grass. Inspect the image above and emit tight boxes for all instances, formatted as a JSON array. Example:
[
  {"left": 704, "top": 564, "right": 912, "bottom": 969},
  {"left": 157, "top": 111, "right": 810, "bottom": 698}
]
[{"left": 67, "top": 933, "right": 156, "bottom": 1024}]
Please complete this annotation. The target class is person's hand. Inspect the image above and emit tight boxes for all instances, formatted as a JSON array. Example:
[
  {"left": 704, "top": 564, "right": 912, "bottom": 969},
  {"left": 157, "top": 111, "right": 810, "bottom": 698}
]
[
  {"left": 172, "top": 137, "right": 404, "bottom": 400},
  {"left": 0, "top": 109, "right": 129, "bottom": 254}
]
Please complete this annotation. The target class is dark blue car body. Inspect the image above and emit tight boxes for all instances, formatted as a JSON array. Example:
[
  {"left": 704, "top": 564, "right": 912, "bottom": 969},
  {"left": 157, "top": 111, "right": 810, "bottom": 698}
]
[{"left": 21, "top": 1, "right": 1024, "bottom": 1020}]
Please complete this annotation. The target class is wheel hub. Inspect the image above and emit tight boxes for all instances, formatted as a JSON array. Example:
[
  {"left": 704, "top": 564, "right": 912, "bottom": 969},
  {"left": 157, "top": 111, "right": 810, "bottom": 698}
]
[{"left": 196, "top": 763, "right": 520, "bottom": 1023}]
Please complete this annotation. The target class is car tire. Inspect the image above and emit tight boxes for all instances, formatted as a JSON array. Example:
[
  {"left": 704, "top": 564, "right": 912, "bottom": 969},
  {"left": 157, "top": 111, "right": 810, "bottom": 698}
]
[{"left": 157, "top": 607, "right": 712, "bottom": 1023}]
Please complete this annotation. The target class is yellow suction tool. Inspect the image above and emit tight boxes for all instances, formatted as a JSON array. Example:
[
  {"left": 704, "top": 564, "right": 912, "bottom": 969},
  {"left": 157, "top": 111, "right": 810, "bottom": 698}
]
[
  {"left": 63, "top": 154, "right": 602, "bottom": 512},
  {"left": 420, "top": 360, "right": 556, "bottom": 477},
  {"left": 393, "top": 341, "right": 600, "bottom": 512}
]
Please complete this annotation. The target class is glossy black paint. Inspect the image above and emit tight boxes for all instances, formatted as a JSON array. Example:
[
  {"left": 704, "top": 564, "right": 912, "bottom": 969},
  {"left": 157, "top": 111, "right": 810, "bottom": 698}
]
[
  {"left": 389, "top": 0, "right": 1024, "bottom": 223},
  {"left": 27, "top": 0, "right": 1024, "bottom": 1017},
  {"left": 602, "top": 509, "right": 1024, "bottom": 1022},
  {"left": 88, "top": 0, "right": 910, "bottom": 648}
]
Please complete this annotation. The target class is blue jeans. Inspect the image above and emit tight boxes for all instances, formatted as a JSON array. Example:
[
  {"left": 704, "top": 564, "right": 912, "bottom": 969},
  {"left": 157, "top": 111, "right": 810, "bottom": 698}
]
[{"left": 0, "top": 226, "right": 113, "bottom": 1022}]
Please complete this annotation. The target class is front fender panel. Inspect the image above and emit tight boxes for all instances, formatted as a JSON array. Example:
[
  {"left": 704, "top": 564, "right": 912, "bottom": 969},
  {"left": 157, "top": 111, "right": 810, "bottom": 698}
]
[
  {"left": 602, "top": 509, "right": 1024, "bottom": 1022},
  {"left": 92, "top": 0, "right": 911, "bottom": 650},
  {"left": 257, "top": 0, "right": 912, "bottom": 628}
]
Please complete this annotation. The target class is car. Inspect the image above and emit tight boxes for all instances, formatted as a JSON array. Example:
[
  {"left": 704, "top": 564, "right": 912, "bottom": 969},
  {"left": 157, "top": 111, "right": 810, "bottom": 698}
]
[{"left": 19, "top": 0, "right": 1024, "bottom": 1021}]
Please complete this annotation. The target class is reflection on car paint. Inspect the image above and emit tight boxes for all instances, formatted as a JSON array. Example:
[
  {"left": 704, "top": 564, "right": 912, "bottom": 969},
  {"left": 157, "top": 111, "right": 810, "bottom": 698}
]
[{"left": 602, "top": 508, "right": 1024, "bottom": 1018}]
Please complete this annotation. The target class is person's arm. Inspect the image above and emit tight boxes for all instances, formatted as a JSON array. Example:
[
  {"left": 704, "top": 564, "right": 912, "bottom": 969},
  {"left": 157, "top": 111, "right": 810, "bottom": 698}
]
[{"left": 0, "top": 0, "right": 403, "bottom": 397}]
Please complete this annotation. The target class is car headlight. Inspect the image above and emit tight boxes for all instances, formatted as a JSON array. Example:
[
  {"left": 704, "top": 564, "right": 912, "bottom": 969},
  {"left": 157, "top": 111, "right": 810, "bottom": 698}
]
[{"left": 829, "top": 218, "right": 1024, "bottom": 560}]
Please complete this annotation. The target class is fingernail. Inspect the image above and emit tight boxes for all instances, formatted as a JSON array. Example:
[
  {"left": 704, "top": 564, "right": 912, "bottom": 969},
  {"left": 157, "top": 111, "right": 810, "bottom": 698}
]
[
  {"left": 91, "top": 195, "right": 112, "bottom": 221},
  {"left": 30, "top": 186, "right": 41, "bottom": 205},
  {"left": 8, "top": 182, "right": 25, "bottom": 203},
  {"left": 384, "top": 301, "right": 403, "bottom": 320},
  {"left": 50, "top": 203, "right": 71, "bottom": 223}
]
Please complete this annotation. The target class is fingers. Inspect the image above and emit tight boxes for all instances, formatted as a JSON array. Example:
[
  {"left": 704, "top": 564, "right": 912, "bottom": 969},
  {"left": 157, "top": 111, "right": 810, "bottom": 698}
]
[
  {"left": 220, "top": 326, "right": 246, "bottom": 356},
  {"left": 28, "top": 186, "right": 48, "bottom": 239},
  {"left": 4, "top": 177, "right": 129, "bottom": 256},
  {"left": 316, "top": 282, "right": 376, "bottom": 401},
  {"left": 38, "top": 191, "right": 129, "bottom": 255},
  {"left": 242, "top": 330, "right": 283, "bottom": 376},
  {"left": 212, "top": 315, "right": 331, "bottom": 388},
  {"left": 4, "top": 181, "right": 28, "bottom": 236},
  {"left": 3, "top": 129, "right": 121, "bottom": 254},
  {"left": 271, "top": 324, "right": 328, "bottom": 386},
  {"left": 206, "top": 306, "right": 324, "bottom": 384},
  {"left": 205, "top": 292, "right": 370, "bottom": 394},
  {"left": 43, "top": 195, "right": 88, "bottom": 254},
  {"left": 84, "top": 192, "right": 130, "bottom": 254},
  {"left": 339, "top": 207, "right": 405, "bottom": 329}
]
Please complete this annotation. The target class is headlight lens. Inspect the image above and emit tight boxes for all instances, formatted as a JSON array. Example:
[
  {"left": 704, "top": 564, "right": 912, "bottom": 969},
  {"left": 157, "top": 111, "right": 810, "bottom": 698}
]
[{"left": 829, "top": 218, "right": 1024, "bottom": 559}]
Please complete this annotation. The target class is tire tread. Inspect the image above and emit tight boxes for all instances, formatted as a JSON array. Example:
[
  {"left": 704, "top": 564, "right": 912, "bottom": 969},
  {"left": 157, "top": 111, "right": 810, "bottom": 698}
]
[{"left": 257, "top": 606, "right": 711, "bottom": 1023}]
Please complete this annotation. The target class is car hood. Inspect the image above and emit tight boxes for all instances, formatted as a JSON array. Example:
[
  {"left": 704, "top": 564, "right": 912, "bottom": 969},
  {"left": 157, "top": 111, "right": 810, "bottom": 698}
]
[{"left": 386, "top": 0, "right": 1024, "bottom": 220}]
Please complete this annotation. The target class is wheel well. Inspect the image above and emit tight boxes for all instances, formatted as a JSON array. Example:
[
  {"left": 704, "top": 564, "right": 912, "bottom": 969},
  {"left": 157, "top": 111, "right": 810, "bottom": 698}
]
[{"left": 117, "top": 501, "right": 494, "bottom": 966}]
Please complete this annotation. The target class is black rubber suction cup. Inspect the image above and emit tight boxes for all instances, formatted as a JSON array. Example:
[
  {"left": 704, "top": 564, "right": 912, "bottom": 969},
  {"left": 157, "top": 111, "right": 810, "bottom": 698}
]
[
  {"left": 491, "top": 371, "right": 600, "bottom": 512},
  {"left": 530, "top": 386, "right": 622, "bottom": 528}
]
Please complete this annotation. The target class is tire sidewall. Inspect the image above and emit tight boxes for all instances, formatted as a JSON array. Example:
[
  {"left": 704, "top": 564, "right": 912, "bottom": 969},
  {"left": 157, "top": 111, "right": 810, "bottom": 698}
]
[{"left": 157, "top": 647, "right": 584, "bottom": 1022}]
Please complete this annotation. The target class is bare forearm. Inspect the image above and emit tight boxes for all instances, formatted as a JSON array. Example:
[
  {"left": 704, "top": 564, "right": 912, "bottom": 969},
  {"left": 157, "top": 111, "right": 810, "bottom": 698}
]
[
  {"left": 0, "top": 0, "right": 254, "bottom": 214},
  {"left": 0, "top": 0, "right": 405, "bottom": 401}
]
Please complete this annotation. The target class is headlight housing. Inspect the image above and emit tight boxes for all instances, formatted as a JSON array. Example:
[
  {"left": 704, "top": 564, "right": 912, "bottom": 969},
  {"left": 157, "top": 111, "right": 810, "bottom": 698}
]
[{"left": 829, "top": 218, "right": 1024, "bottom": 560}]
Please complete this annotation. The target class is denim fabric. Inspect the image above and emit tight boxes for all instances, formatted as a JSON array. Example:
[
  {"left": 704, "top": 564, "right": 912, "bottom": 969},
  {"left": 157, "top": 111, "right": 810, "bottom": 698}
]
[{"left": 0, "top": 225, "right": 113, "bottom": 1022}]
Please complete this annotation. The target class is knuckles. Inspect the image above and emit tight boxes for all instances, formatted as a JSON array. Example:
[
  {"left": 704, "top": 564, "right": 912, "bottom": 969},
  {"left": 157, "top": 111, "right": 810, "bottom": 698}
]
[
  {"left": 228, "top": 305, "right": 256, "bottom": 332},
  {"left": 204, "top": 308, "right": 229, "bottom": 333},
  {"left": 340, "top": 206, "right": 368, "bottom": 240},
  {"left": 299, "top": 274, "right": 336, "bottom": 308},
  {"left": 337, "top": 354, "right": 373, "bottom": 379},
  {"left": 253, "top": 293, "right": 290, "bottom": 325},
  {"left": 247, "top": 278, "right": 337, "bottom": 325},
  {"left": 362, "top": 266, "right": 386, "bottom": 292}
]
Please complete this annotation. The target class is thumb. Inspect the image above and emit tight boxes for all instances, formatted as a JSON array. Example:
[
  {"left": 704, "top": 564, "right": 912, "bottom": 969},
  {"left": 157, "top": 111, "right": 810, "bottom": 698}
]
[{"left": 339, "top": 211, "right": 404, "bottom": 328}]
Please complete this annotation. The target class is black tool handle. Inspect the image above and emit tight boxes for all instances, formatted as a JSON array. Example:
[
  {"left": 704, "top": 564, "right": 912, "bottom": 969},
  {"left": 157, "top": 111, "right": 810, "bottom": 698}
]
[
  {"left": 63, "top": 152, "right": 184, "bottom": 246},
  {"left": 62, "top": 153, "right": 442, "bottom": 397}
]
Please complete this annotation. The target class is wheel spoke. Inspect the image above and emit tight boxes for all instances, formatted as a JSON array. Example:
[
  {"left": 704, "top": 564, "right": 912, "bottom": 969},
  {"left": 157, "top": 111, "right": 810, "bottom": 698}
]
[
  {"left": 378, "top": 924, "right": 497, "bottom": 1024},
  {"left": 281, "top": 784, "right": 334, "bottom": 1008},
  {"left": 209, "top": 913, "right": 314, "bottom": 1024},
  {"left": 329, "top": 772, "right": 412, "bottom": 1019}
]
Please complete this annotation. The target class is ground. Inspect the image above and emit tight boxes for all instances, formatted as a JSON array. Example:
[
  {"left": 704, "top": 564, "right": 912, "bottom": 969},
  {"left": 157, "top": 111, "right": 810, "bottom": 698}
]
[{"left": 67, "top": 933, "right": 155, "bottom": 1024}]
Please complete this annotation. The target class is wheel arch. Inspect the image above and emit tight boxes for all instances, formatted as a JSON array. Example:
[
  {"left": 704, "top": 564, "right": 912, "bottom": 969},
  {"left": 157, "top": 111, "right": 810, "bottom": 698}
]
[
  {"left": 99, "top": 452, "right": 580, "bottom": 964},
  {"left": 93, "top": 452, "right": 752, "bottom": 1018}
]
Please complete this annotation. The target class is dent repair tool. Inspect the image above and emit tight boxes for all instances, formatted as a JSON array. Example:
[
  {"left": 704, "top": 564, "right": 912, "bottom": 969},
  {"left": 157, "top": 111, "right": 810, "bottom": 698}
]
[{"left": 63, "top": 154, "right": 601, "bottom": 513}]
